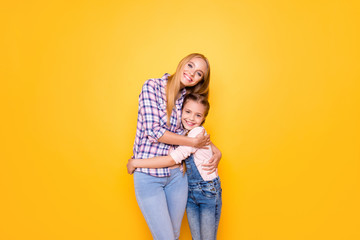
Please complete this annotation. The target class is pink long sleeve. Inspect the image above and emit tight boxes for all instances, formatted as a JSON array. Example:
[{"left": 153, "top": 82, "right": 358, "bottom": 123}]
[
  {"left": 170, "top": 127, "right": 218, "bottom": 181},
  {"left": 169, "top": 128, "right": 201, "bottom": 164}
]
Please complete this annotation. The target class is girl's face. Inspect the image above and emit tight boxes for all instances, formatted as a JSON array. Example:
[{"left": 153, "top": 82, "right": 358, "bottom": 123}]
[
  {"left": 180, "top": 57, "right": 208, "bottom": 88},
  {"left": 181, "top": 100, "right": 206, "bottom": 130}
]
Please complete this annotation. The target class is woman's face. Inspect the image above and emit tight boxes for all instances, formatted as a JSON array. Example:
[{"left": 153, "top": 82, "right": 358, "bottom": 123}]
[{"left": 180, "top": 57, "right": 208, "bottom": 88}]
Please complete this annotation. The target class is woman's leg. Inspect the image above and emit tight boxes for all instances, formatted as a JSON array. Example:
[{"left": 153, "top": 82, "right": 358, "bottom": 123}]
[
  {"left": 164, "top": 168, "right": 188, "bottom": 240},
  {"left": 134, "top": 172, "right": 176, "bottom": 240}
]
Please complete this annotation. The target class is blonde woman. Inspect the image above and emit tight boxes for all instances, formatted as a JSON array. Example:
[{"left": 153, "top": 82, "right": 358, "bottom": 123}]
[{"left": 131, "top": 53, "right": 221, "bottom": 240}]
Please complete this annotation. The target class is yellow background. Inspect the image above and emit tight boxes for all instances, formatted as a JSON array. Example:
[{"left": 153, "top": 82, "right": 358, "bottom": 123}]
[{"left": 1, "top": 0, "right": 359, "bottom": 239}]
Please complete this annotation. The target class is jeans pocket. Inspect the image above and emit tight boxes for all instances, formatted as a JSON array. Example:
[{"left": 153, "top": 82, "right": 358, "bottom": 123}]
[{"left": 201, "top": 186, "right": 217, "bottom": 198}]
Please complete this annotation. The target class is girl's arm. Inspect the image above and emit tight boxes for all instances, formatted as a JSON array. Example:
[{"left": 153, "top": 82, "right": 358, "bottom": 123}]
[
  {"left": 127, "top": 156, "right": 176, "bottom": 174},
  {"left": 159, "top": 129, "right": 210, "bottom": 148},
  {"left": 127, "top": 127, "right": 205, "bottom": 174},
  {"left": 202, "top": 142, "right": 222, "bottom": 174}
]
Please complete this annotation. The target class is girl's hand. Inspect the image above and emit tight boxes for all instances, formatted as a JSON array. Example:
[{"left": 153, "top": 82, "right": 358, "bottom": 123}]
[
  {"left": 202, "top": 144, "right": 222, "bottom": 174},
  {"left": 193, "top": 129, "right": 211, "bottom": 148},
  {"left": 127, "top": 159, "right": 136, "bottom": 174}
]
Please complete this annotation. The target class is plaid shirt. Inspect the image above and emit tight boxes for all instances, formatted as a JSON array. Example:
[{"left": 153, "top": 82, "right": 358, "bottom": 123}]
[{"left": 132, "top": 73, "right": 186, "bottom": 177}]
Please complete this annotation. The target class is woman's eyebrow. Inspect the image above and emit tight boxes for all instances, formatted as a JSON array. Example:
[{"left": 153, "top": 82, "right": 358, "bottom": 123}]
[{"left": 189, "top": 61, "right": 204, "bottom": 74}]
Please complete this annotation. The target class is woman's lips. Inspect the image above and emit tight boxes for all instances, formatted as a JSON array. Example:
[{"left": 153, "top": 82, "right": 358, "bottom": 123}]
[{"left": 184, "top": 73, "right": 192, "bottom": 82}]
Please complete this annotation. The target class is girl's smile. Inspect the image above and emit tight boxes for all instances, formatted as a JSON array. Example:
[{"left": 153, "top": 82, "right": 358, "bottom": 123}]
[{"left": 181, "top": 100, "right": 206, "bottom": 130}]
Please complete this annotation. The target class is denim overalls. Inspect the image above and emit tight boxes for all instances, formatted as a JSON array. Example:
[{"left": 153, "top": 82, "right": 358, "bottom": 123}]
[{"left": 185, "top": 154, "right": 222, "bottom": 240}]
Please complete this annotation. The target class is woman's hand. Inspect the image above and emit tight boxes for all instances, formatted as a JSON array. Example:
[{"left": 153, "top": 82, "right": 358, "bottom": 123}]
[
  {"left": 193, "top": 129, "right": 211, "bottom": 148},
  {"left": 202, "top": 143, "right": 222, "bottom": 174},
  {"left": 127, "top": 159, "right": 136, "bottom": 174}
]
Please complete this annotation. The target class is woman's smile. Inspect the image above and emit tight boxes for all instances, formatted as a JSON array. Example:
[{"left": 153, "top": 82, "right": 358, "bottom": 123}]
[
  {"left": 183, "top": 73, "right": 193, "bottom": 82},
  {"left": 180, "top": 57, "right": 208, "bottom": 88}
]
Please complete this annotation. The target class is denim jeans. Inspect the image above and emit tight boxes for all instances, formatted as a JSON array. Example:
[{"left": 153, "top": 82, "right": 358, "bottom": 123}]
[
  {"left": 134, "top": 168, "right": 188, "bottom": 240},
  {"left": 185, "top": 155, "right": 222, "bottom": 240}
]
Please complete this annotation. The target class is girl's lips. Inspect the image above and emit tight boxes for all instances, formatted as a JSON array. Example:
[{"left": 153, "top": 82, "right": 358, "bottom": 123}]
[{"left": 185, "top": 120, "right": 195, "bottom": 126}]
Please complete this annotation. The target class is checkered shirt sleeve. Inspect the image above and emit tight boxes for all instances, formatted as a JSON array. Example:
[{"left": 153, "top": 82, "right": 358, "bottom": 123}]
[{"left": 132, "top": 74, "right": 186, "bottom": 177}]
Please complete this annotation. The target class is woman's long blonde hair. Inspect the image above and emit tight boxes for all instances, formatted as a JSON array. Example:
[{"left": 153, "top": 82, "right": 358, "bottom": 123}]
[{"left": 166, "top": 53, "right": 210, "bottom": 126}]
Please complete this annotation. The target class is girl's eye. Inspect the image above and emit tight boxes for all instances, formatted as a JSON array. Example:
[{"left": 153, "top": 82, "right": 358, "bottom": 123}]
[
  {"left": 187, "top": 63, "right": 193, "bottom": 68},
  {"left": 186, "top": 110, "right": 190, "bottom": 113},
  {"left": 197, "top": 114, "right": 202, "bottom": 118},
  {"left": 197, "top": 72, "right": 202, "bottom": 77}
]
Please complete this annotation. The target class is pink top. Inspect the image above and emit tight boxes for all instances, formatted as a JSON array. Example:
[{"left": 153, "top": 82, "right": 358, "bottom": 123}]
[{"left": 170, "top": 126, "right": 218, "bottom": 181}]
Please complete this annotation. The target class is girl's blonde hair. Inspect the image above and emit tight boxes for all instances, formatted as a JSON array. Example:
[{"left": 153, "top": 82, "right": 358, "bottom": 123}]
[{"left": 166, "top": 53, "right": 210, "bottom": 125}]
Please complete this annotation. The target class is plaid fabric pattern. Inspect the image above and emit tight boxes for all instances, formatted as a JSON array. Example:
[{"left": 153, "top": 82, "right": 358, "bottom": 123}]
[{"left": 132, "top": 73, "right": 186, "bottom": 177}]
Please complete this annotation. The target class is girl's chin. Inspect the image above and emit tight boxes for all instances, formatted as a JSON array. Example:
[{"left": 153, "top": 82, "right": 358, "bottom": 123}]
[{"left": 184, "top": 125, "right": 196, "bottom": 130}]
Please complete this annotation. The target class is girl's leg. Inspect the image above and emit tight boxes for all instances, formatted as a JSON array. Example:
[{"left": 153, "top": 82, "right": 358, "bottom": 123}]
[
  {"left": 192, "top": 180, "right": 222, "bottom": 240},
  {"left": 134, "top": 172, "right": 176, "bottom": 240},
  {"left": 164, "top": 168, "right": 188, "bottom": 240},
  {"left": 200, "top": 185, "right": 222, "bottom": 240},
  {"left": 186, "top": 193, "right": 201, "bottom": 240},
  {"left": 200, "top": 203, "right": 217, "bottom": 240},
  {"left": 214, "top": 191, "right": 222, "bottom": 238}
]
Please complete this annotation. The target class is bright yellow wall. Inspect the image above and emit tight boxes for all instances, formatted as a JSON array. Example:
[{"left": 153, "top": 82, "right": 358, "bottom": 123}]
[{"left": 1, "top": 0, "right": 359, "bottom": 239}]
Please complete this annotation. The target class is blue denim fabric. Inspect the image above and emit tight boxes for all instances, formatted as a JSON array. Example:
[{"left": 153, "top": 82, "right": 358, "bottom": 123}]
[
  {"left": 185, "top": 155, "right": 222, "bottom": 240},
  {"left": 134, "top": 168, "right": 188, "bottom": 240}
]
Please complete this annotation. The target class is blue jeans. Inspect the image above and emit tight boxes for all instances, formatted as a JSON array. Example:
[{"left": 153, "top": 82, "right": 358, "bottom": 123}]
[
  {"left": 185, "top": 155, "right": 222, "bottom": 240},
  {"left": 134, "top": 168, "right": 188, "bottom": 240}
]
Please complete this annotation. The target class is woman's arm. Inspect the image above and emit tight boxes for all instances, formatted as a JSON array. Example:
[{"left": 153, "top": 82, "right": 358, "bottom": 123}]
[
  {"left": 139, "top": 80, "right": 169, "bottom": 143},
  {"left": 159, "top": 129, "right": 210, "bottom": 148},
  {"left": 127, "top": 156, "right": 176, "bottom": 174},
  {"left": 202, "top": 142, "right": 222, "bottom": 174},
  {"left": 128, "top": 127, "right": 207, "bottom": 174},
  {"left": 139, "top": 79, "right": 210, "bottom": 148}
]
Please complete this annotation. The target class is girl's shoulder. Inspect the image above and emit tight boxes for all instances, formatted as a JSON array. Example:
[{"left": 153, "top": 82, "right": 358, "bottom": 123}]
[{"left": 188, "top": 126, "right": 206, "bottom": 138}]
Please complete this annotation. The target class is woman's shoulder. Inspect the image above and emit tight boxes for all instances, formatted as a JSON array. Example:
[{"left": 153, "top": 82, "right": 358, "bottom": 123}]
[{"left": 142, "top": 73, "right": 169, "bottom": 90}]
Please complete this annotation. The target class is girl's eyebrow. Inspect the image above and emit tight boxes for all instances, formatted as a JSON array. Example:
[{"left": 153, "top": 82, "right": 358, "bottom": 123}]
[
  {"left": 189, "top": 61, "right": 204, "bottom": 75},
  {"left": 183, "top": 107, "right": 204, "bottom": 115}
]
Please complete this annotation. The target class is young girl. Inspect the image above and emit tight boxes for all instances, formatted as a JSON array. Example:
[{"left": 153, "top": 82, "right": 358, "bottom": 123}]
[{"left": 128, "top": 93, "right": 222, "bottom": 240}]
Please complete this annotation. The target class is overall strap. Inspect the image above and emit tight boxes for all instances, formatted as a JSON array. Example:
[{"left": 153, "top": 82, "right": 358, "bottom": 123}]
[{"left": 185, "top": 154, "right": 204, "bottom": 183}]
